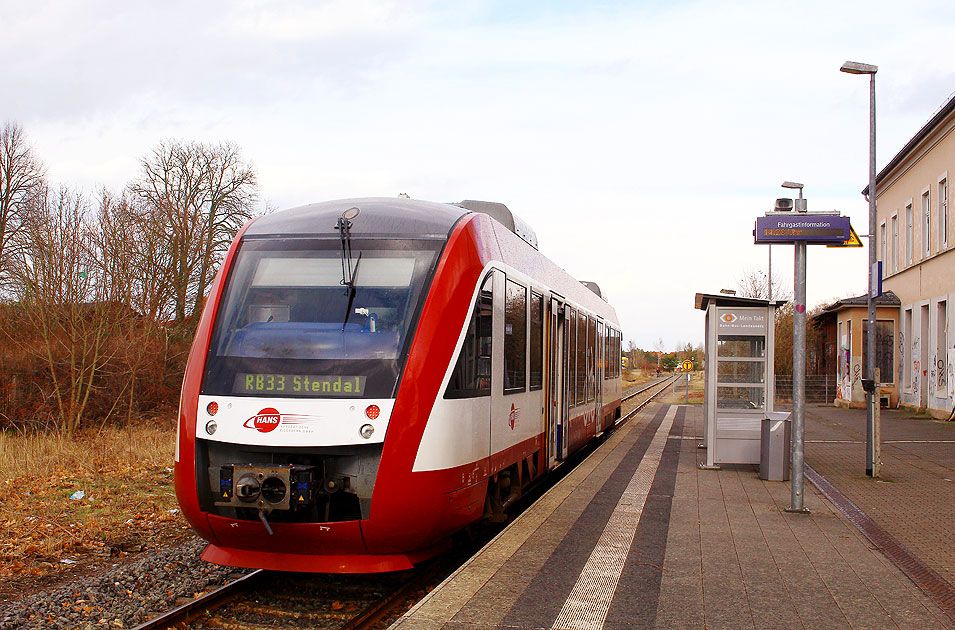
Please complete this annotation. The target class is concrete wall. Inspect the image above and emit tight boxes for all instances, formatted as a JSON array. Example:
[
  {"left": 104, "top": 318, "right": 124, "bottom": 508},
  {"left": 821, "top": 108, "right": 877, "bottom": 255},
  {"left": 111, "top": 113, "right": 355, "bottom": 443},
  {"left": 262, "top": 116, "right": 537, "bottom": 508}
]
[
  {"left": 878, "top": 105, "right": 955, "bottom": 417},
  {"left": 833, "top": 306, "right": 899, "bottom": 408}
]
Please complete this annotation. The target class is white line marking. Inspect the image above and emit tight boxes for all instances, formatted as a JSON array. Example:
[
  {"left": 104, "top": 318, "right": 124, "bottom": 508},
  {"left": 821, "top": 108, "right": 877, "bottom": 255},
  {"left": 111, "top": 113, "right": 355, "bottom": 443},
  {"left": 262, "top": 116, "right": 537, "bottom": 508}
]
[{"left": 551, "top": 406, "right": 677, "bottom": 630}]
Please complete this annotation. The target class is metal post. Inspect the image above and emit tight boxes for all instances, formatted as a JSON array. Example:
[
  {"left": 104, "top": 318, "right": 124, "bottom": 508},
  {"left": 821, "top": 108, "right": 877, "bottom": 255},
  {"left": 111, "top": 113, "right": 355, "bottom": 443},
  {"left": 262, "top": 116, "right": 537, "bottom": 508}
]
[
  {"left": 865, "top": 71, "right": 877, "bottom": 478},
  {"left": 789, "top": 240, "right": 809, "bottom": 512},
  {"left": 873, "top": 368, "right": 882, "bottom": 477},
  {"left": 685, "top": 371, "right": 689, "bottom": 404}
]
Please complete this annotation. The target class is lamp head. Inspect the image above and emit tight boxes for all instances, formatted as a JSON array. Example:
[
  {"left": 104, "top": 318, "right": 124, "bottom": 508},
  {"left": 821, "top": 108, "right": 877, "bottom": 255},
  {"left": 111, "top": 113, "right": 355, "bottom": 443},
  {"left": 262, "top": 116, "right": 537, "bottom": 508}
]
[{"left": 840, "top": 61, "right": 878, "bottom": 75}]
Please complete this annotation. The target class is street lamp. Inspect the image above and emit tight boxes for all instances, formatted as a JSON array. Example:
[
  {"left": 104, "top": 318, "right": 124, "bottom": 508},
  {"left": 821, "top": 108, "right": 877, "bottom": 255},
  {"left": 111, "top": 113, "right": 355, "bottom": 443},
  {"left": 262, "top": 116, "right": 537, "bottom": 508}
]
[{"left": 840, "top": 60, "right": 878, "bottom": 478}]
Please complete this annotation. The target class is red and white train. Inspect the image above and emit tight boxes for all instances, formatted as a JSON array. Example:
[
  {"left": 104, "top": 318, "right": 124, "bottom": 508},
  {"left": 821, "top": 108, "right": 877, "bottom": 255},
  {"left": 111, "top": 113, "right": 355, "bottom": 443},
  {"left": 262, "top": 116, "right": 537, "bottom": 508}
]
[{"left": 175, "top": 197, "right": 622, "bottom": 573}]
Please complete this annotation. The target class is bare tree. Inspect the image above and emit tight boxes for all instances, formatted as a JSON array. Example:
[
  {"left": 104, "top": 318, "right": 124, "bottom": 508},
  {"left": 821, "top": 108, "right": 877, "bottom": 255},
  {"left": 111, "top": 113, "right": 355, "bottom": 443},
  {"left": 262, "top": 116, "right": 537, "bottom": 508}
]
[
  {"left": 7, "top": 186, "right": 133, "bottom": 433},
  {"left": 0, "top": 122, "right": 45, "bottom": 287},
  {"left": 736, "top": 267, "right": 791, "bottom": 301},
  {"left": 129, "top": 139, "right": 257, "bottom": 323}
]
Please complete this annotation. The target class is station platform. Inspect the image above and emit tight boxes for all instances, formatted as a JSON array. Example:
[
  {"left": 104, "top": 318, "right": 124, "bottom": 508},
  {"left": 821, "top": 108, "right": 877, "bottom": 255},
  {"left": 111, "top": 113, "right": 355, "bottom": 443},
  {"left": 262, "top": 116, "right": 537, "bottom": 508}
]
[{"left": 389, "top": 403, "right": 955, "bottom": 630}]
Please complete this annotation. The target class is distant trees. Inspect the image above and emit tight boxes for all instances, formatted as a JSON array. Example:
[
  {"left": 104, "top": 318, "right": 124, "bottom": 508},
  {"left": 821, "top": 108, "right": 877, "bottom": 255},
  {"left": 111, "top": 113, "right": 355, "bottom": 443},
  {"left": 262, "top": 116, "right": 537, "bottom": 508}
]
[
  {"left": 129, "top": 140, "right": 258, "bottom": 322},
  {"left": 0, "top": 123, "right": 260, "bottom": 433},
  {"left": 0, "top": 122, "right": 45, "bottom": 286},
  {"left": 736, "top": 267, "right": 790, "bottom": 301}
]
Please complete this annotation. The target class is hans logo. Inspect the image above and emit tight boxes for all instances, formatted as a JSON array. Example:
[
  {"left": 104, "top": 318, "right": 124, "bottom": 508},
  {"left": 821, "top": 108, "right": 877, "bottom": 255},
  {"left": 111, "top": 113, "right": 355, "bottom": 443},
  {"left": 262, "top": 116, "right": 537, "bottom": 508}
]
[
  {"left": 720, "top": 313, "right": 737, "bottom": 324},
  {"left": 508, "top": 403, "right": 520, "bottom": 430},
  {"left": 244, "top": 407, "right": 281, "bottom": 433}
]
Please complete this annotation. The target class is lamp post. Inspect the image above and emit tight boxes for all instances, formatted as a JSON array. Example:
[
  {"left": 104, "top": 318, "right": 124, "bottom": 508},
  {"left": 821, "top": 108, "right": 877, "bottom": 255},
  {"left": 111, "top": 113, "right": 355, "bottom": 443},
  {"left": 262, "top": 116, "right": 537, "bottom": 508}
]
[{"left": 841, "top": 60, "right": 878, "bottom": 478}]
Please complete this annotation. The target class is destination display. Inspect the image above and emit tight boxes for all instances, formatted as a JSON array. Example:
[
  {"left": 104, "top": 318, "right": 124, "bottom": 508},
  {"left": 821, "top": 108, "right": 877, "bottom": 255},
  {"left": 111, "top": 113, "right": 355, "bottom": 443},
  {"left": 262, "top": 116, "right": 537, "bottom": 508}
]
[
  {"left": 233, "top": 373, "right": 367, "bottom": 396},
  {"left": 754, "top": 214, "right": 851, "bottom": 244}
]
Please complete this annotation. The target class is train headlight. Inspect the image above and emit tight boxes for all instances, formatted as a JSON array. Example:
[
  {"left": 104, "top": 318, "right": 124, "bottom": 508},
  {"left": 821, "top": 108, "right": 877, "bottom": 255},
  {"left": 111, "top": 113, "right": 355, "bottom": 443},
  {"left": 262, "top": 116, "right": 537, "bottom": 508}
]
[
  {"left": 359, "top": 424, "right": 375, "bottom": 439},
  {"left": 206, "top": 401, "right": 219, "bottom": 416},
  {"left": 205, "top": 420, "right": 217, "bottom": 435},
  {"left": 365, "top": 405, "right": 380, "bottom": 420}
]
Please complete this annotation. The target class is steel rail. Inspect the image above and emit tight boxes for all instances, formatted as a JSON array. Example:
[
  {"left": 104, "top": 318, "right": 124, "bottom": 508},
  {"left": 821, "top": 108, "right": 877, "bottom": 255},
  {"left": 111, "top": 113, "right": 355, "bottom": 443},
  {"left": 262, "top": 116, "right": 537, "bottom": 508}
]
[
  {"left": 131, "top": 568, "right": 265, "bottom": 630},
  {"left": 618, "top": 375, "right": 680, "bottom": 424}
]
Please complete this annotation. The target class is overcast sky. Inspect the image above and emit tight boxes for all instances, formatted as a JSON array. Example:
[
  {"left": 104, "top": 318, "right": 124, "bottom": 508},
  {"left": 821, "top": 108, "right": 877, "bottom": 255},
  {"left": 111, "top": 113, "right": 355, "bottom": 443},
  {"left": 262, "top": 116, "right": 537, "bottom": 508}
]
[{"left": 5, "top": 0, "right": 955, "bottom": 350}]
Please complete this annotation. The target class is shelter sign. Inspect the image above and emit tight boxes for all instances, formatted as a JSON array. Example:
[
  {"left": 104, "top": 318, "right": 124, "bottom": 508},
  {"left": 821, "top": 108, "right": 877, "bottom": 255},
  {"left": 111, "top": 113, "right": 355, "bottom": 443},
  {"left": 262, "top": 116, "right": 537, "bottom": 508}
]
[{"left": 717, "top": 309, "right": 767, "bottom": 335}]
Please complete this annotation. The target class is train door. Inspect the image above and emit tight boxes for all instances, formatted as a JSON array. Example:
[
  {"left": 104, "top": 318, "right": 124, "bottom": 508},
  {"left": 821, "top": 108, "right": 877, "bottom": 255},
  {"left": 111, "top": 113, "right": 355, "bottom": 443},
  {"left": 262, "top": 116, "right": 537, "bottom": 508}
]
[
  {"left": 547, "top": 297, "right": 565, "bottom": 467},
  {"left": 488, "top": 270, "right": 505, "bottom": 472}
]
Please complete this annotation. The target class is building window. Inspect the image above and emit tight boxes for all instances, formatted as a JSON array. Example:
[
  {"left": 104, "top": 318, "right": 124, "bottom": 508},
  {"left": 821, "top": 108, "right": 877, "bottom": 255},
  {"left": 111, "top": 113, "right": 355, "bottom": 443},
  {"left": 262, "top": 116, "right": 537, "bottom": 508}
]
[
  {"left": 504, "top": 279, "right": 526, "bottom": 393},
  {"left": 940, "top": 178, "right": 949, "bottom": 250},
  {"left": 446, "top": 275, "right": 493, "bottom": 398},
  {"left": 529, "top": 292, "right": 543, "bottom": 390},
  {"left": 880, "top": 222, "right": 886, "bottom": 278},
  {"left": 863, "top": 319, "right": 895, "bottom": 385},
  {"left": 905, "top": 203, "right": 913, "bottom": 266},
  {"left": 923, "top": 190, "right": 931, "bottom": 257},
  {"left": 891, "top": 214, "right": 898, "bottom": 274}
]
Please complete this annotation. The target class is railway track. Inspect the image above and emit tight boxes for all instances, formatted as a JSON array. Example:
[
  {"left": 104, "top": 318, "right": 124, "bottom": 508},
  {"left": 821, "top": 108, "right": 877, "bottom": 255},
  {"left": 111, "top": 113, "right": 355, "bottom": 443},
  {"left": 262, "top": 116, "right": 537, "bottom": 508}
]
[
  {"left": 133, "top": 376, "right": 679, "bottom": 630},
  {"left": 619, "top": 374, "right": 681, "bottom": 422}
]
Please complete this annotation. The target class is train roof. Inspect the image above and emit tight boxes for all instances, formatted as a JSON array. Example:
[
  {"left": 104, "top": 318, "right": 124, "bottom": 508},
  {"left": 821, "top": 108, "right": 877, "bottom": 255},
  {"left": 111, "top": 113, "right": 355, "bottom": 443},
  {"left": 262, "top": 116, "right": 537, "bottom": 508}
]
[
  {"left": 245, "top": 197, "right": 539, "bottom": 249},
  {"left": 244, "top": 198, "right": 467, "bottom": 240}
]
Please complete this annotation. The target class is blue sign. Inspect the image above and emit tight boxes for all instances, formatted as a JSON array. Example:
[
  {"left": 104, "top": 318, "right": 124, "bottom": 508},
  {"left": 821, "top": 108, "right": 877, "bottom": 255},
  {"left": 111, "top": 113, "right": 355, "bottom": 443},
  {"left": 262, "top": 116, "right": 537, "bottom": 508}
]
[{"left": 754, "top": 214, "right": 851, "bottom": 244}]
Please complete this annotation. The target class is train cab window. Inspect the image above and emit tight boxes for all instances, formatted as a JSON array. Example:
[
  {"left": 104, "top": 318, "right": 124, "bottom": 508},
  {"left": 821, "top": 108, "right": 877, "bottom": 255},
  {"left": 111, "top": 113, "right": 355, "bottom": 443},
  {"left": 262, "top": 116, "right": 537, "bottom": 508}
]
[
  {"left": 529, "top": 292, "right": 543, "bottom": 390},
  {"left": 446, "top": 275, "right": 493, "bottom": 398},
  {"left": 504, "top": 280, "right": 527, "bottom": 393},
  {"left": 202, "top": 238, "right": 440, "bottom": 399}
]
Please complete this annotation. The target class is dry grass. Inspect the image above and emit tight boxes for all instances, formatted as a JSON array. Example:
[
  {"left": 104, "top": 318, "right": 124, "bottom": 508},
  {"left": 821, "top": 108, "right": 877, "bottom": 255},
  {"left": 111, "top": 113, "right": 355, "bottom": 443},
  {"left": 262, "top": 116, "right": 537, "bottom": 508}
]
[
  {"left": 658, "top": 371, "right": 704, "bottom": 404},
  {"left": 0, "top": 421, "right": 190, "bottom": 585}
]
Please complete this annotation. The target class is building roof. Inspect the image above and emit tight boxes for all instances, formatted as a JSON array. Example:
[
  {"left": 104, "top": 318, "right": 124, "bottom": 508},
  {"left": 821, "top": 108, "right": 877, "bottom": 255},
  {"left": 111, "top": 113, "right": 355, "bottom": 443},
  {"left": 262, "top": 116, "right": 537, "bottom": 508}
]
[
  {"left": 694, "top": 292, "right": 787, "bottom": 311},
  {"left": 820, "top": 290, "right": 900, "bottom": 314},
  {"left": 863, "top": 93, "right": 955, "bottom": 197}
]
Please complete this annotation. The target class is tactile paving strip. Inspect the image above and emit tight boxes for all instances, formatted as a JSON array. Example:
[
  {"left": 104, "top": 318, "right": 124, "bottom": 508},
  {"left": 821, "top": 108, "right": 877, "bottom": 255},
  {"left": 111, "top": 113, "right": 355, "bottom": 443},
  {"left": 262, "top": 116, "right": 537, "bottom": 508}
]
[
  {"left": 806, "top": 464, "right": 955, "bottom": 623},
  {"left": 550, "top": 406, "right": 677, "bottom": 630}
]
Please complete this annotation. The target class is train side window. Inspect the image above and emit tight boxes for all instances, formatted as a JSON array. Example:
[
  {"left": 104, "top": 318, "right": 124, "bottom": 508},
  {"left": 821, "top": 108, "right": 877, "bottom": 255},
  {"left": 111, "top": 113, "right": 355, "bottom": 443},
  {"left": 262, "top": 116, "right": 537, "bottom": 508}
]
[
  {"left": 445, "top": 275, "right": 493, "bottom": 398},
  {"left": 504, "top": 280, "right": 527, "bottom": 393},
  {"left": 529, "top": 291, "right": 543, "bottom": 390},
  {"left": 604, "top": 325, "right": 611, "bottom": 380},
  {"left": 584, "top": 317, "right": 597, "bottom": 402},
  {"left": 576, "top": 311, "right": 586, "bottom": 403},
  {"left": 615, "top": 330, "right": 621, "bottom": 377},
  {"left": 568, "top": 309, "right": 577, "bottom": 407}
]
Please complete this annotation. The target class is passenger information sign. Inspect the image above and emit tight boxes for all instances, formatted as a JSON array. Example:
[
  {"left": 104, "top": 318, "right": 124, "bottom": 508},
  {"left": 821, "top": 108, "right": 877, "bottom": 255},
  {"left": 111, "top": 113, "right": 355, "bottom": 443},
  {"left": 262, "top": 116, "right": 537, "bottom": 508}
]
[{"left": 754, "top": 214, "right": 851, "bottom": 244}]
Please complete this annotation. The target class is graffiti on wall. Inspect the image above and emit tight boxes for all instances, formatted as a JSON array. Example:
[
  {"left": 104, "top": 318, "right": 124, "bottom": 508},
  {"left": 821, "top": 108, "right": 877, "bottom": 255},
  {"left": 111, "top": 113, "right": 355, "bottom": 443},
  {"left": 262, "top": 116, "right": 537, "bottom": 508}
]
[
  {"left": 913, "top": 337, "right": 921, "bottom": 397},
  {"left": 931, "top": 351, "right": 937, "bottom": 398},
  {"left": 898, "top": 330, "right": 905, "bottom": 387}
]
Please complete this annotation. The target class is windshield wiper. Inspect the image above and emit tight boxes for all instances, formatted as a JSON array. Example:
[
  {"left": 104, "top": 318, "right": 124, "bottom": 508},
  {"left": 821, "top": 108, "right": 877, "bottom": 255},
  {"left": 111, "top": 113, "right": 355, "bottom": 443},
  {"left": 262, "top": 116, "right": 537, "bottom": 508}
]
[
  {"left": 335, "top": 207, "right": 362, "bottom": 331},
  {"left": 341, "top": 253, "right": 362, "bottom": 331}
]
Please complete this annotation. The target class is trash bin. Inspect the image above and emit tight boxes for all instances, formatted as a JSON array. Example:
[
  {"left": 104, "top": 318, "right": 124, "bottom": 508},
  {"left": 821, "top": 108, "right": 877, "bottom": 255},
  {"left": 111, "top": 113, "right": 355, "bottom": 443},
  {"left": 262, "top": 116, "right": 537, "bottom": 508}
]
[{"left": 759, "top": 411, "right": 791, "bottom": 481}]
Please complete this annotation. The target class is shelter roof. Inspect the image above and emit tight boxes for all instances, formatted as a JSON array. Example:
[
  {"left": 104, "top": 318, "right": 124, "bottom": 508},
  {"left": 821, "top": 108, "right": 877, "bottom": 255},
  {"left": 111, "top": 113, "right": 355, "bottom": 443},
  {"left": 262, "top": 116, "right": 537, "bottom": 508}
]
[{"left": 694, "top": 292, "right": 787, "bottom": 311}]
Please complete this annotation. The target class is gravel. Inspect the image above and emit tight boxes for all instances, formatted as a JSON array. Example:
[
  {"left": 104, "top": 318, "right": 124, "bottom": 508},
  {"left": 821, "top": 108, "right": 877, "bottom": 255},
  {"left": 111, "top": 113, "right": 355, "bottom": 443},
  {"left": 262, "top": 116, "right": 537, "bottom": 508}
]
[{"left": 0, "top": 537, "right": 246, "bottom": 629}]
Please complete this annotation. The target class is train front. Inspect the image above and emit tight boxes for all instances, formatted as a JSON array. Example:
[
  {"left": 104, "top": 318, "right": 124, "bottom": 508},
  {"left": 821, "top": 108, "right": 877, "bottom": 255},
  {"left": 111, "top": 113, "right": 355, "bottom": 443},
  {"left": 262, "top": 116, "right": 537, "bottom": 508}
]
[{"left": 174, "top": 198, "right": 485, "bottom": 573}]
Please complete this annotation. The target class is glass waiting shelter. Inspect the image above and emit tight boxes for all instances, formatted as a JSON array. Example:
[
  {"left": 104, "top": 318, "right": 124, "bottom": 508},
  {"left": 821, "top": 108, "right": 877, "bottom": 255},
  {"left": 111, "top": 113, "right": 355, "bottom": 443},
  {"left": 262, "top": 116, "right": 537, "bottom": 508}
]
[{"left": 695, "top": 293, "right": 784, "bottom": 468}]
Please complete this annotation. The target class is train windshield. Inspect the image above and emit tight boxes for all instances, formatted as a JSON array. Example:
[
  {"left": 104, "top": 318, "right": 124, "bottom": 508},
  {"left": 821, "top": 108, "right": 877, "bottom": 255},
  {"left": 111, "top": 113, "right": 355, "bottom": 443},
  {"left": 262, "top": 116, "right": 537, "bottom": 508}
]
[{"left": 202, "top": 238, "right": 441, "bottom": 399}]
